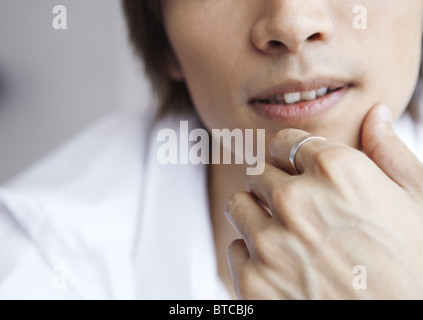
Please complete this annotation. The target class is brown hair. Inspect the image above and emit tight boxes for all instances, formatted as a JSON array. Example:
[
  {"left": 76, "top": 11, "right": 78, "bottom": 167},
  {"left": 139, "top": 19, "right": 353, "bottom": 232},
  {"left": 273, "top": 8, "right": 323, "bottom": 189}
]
[
  {"left": 121, "top": 0, "right": 192, "bottom": 117},
  {"left": 122, "top": 0, "right": 422, "bottom": 121}
]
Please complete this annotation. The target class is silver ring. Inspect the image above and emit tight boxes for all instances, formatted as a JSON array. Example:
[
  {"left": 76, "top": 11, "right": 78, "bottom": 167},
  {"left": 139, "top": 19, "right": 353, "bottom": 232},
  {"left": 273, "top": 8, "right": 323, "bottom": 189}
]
[{"left": 289, "top": 135, "right": 327, "bottom": 175}]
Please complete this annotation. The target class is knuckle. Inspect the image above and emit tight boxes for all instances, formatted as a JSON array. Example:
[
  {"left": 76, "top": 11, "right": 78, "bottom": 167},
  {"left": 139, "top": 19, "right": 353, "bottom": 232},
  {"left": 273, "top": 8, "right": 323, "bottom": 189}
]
[
  {"left": 226, "top": 191, "right": 250, "bottom": 214},
  {"left": 271, "top": 180, "right": 301, "bottom": 213},
  {"left": 272, "top": 129, "right": 304, "bottom": 147},
  {"left": 315, "top": 146, "right": 345, "bottom": 167},
  {"left": 251, "top": 224, "right": 282, "bottom": 262},
  {"left": 313, "top": 146, "right": 356, "bottom": 178},
  {"left": 272, "top": 128, "right": 291, "bottom": 144},
  {"left": 229, "top": 191, "right": 249, "bottom": 206}
]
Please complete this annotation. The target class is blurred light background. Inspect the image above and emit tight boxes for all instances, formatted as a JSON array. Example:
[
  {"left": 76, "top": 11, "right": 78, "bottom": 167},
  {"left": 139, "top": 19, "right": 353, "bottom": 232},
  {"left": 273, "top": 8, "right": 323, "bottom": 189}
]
[{"left": 0, "top": 0, "right": 153, "bottom": 183}]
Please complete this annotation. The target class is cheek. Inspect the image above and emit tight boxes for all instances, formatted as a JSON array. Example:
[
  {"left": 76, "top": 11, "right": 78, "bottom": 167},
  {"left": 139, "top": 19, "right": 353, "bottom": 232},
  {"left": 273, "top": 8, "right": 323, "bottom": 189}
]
[
  {"left": 362, "top": 1, "right": 423, "bottom": 117},
  {"left": 163, "top": 1, "right": 252, "bottom": 131},
  {"left": 389, "top": 43, "right": 422, "bottom": 119},
  {"left": 178, "top": 44, "right": 245, "bottom": 132}
]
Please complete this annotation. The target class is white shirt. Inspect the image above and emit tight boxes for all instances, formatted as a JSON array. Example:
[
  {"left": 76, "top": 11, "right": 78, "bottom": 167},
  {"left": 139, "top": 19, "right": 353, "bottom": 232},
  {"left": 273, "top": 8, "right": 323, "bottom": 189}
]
[{"left": 0, "top": 110, "right": 421, "bottom": 299}]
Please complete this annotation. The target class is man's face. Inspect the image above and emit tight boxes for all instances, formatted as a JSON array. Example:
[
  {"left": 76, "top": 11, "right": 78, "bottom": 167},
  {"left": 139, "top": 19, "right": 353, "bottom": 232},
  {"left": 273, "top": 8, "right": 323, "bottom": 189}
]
[{"left": 162, "top": 0, "right": 423, "bottom": 150}]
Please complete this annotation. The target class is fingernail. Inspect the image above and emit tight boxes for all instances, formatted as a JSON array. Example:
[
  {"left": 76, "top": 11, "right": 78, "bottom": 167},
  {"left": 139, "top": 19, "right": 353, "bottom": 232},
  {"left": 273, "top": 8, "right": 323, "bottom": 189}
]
[{"left": 377, "top": 104, "right": 393, "bottom": 124}]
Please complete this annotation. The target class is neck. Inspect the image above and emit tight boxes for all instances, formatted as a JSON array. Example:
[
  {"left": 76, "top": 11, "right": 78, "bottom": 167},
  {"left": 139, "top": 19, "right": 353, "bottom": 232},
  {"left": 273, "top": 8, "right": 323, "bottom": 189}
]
[{"left": 208, "top": 161, "right": 249, "bottom": 299}]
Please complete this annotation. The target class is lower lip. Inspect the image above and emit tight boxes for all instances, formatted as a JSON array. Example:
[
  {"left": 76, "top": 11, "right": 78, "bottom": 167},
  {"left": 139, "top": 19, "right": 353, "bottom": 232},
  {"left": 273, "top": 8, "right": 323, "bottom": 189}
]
[{"left": 251, "top": 86, "right": 349, "bottom": 121}]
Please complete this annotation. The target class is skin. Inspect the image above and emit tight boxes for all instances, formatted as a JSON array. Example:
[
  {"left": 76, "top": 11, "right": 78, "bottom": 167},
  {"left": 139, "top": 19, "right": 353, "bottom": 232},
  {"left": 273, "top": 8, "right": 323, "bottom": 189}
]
[{"left": 161, "top": 0, "right": 423, "bottom": 299}]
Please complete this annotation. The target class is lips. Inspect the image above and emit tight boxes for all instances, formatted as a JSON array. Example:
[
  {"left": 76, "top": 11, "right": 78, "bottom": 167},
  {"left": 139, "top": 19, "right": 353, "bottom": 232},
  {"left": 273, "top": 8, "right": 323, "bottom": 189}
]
[{"left": 249, "top": 78, "right": 351, "bottom": 120}]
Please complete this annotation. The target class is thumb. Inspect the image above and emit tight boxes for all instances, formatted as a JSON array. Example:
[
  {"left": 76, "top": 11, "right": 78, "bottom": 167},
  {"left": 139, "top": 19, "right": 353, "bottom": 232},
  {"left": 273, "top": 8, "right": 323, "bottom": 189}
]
[{"left": 362, "top": 104, "right": 423, "bottom": 192}]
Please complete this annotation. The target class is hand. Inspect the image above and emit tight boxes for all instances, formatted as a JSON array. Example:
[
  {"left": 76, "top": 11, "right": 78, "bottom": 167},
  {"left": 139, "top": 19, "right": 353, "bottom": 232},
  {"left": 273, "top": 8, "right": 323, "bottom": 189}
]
[{"left": 225, "top": 104, "right": 423, "bottom": 299}]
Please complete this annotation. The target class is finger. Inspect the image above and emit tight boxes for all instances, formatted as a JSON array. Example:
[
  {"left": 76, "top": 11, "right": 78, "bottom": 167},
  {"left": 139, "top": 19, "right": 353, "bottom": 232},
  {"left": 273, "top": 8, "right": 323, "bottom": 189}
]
[
  {"left": 269, "top": 128, "right": 332, "bottom": 175},
  {"left": 227, "top": 238, "right": 303, "bottom": 300},
  {"left": 246, "top": 163, "right": 298, "bottom": 226},
  {"left": 247, "top": 167, "right": 322, "bottom": 245},
  {"left": 246, "top": 163, "right": 293, "bottom": 216},
  {"left": 225, "top": 191, "right": 273, "bottom": 254},
  {"left": 227, "top": 239, "right": 250, "bottom": 270},
  {"left": 227, "top": 239, "right": 291, "bottom": 300},
  {"left": 226, "top": 239, "right": 250, "bottom": 287},
  {"left": 362, "top": 104, "right": 423, "bottom": 194}
]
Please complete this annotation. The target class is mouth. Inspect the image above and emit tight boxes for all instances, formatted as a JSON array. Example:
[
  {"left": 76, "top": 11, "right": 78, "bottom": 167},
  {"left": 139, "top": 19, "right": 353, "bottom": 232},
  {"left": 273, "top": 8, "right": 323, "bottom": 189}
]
[{"left": 249, "top": 78, "right": 351, "bottom": 121}]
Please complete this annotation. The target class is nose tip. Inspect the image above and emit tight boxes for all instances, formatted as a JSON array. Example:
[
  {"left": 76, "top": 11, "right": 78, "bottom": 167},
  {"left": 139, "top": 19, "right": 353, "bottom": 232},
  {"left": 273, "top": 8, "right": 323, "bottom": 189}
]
[{"left": 251, "top": 3, "right": 334, "bottom": 54}]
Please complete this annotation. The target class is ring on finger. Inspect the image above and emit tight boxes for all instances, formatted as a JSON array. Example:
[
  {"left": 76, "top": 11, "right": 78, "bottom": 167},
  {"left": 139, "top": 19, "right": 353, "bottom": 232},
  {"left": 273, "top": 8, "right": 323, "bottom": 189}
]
[{"left": 289, "top": 134, "right": 327, "bottom": 175}]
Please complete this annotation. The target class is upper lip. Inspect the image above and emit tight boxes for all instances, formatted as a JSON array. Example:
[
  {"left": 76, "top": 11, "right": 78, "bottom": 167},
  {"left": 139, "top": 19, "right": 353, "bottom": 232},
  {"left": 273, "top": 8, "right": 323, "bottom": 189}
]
[{"left": 250, "top": 77, "right": 351, "bottom": 101}]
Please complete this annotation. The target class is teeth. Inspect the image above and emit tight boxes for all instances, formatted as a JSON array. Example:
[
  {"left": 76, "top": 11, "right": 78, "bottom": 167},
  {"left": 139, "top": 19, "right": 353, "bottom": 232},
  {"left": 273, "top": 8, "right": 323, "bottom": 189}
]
[
  {"left": 284, "top": 92, "right": 301, "bottom": 104},
  {"left": 261, "top": 87, "right": 331, "bottom": 105},
  {"left": 301, "top": 90, "right": 317, "bottom": 101},
  {"left": 317, "top": 87, "right": 328, "bottom": 97}
]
